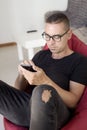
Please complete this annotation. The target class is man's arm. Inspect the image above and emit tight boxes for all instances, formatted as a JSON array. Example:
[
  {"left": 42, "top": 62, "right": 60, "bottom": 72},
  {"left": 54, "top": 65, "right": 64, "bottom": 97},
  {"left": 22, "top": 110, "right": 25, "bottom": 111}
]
[
  {"left": 19, "top": 64, "right": 86, "bottom": 108},
  {"left": 14, "top": 73, "right": 29, "bottom": 90},
  {"left": 47, "top": 80, "right": 85, "bottom": 108}
]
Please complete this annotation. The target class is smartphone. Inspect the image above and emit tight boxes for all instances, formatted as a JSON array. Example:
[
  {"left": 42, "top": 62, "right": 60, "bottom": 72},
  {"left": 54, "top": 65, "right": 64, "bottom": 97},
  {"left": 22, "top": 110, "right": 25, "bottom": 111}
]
[{"left": 21, "top": 64, "right": 36, "bottom": 72}]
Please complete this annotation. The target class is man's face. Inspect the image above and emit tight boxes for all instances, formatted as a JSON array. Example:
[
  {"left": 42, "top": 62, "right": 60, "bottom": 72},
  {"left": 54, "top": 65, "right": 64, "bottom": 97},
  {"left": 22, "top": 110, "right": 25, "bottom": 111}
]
[{"left": 44, "top": 22, "right": 71, "bottom": 54}]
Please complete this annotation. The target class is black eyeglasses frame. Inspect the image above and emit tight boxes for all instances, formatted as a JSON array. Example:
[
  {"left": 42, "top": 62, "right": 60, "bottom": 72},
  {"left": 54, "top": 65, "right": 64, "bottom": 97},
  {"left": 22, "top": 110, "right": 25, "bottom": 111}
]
[{"left": 42, "top": 29, "right": 69, "bottom": 42}]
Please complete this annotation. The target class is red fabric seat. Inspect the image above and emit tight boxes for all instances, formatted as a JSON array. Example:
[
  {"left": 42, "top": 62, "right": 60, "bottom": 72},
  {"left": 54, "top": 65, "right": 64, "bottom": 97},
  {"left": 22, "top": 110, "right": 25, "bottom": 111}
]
[
  {"left": 4, "top": 118, "right": 28, "bottom": 130},
  {"left": 62, "top": 87, "right": 87, "bottom": 130},
  {"left": 4, "top": 33, "right": 87, "bottom": 130}
]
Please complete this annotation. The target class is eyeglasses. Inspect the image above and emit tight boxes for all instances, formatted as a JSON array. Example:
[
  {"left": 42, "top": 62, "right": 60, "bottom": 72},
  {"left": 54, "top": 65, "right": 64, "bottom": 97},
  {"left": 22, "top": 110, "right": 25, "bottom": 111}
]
[{"left": 42, "top": 29, "right": 69, "bottom": 42}]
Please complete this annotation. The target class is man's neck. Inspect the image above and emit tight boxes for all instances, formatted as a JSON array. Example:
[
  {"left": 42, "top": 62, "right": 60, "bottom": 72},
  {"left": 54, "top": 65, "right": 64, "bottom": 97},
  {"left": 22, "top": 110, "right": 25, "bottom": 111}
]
[{"left": 52, "top": 49, "right": 73, "bottom": 59}]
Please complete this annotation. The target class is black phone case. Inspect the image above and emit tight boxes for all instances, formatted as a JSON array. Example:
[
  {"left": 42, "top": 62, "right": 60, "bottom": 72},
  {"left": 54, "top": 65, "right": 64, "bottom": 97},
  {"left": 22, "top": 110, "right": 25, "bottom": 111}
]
[{"left": 21, "top": 65, "right": 36, "bottom": 72}]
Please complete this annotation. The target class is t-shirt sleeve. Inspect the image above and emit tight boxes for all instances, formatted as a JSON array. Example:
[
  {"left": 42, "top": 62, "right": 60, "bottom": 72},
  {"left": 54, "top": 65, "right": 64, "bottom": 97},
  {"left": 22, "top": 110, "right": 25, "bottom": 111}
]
[
  {"left": 70, "top": 57, "right": 87, "bottom": 86},
  {"left": 32, "top": 50, "right": 45, "bottom": 66}
]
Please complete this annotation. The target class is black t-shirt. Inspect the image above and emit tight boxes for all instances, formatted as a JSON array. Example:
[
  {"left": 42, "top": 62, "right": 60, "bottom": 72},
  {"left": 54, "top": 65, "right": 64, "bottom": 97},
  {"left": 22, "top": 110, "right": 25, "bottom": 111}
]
[{"left": 32, "top": 50, "right": 87, "bottom": 91}]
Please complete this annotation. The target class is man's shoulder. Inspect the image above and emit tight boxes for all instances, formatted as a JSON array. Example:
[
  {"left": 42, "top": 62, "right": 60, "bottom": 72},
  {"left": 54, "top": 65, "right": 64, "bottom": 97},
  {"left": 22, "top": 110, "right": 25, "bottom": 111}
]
[
  {"left": 73, "top": 52, "right": 87, "bottom": 61},
  {"left": 32, "top": 49, "right": 51, "bottom": 63}
]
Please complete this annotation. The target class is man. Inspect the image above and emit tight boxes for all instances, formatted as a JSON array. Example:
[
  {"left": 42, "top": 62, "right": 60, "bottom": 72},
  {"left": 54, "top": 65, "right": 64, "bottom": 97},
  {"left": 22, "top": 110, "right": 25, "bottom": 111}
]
[{"left": 0, "top": 11, "right": 87, "bottom": 130}]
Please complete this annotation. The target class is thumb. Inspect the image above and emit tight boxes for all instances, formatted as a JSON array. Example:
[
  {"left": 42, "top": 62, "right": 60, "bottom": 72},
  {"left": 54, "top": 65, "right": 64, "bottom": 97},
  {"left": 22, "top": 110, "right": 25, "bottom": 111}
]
[
  {"left": 33, "top": 65, "right": 42, "bottom": 72},
  {"left": 29, "top": 60, "right": 41, "bottom": 71}
]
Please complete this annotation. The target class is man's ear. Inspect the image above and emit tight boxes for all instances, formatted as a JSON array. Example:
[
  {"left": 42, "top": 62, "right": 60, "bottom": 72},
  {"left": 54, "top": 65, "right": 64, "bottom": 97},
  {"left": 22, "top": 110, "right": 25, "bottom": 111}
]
[{"left": 67, "top": 29, "right": 72, "bottom": 40}]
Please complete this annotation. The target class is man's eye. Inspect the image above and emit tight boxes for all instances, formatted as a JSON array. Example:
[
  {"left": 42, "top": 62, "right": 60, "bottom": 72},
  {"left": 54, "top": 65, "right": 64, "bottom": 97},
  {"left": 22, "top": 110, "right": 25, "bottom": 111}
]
[
  {"left": 54, "top": 35, "right": 60, "bottom": 39},
  {"left": 45, "top": 35, "right": 50, "bottom": 38}
]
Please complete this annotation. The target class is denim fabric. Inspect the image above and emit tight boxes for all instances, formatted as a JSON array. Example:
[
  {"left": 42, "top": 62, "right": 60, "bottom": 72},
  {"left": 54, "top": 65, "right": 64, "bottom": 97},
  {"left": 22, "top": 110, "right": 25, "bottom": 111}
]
[
  {"left": 0, "top": 80, "right": 30, "bottom": 126},
  {"left": 0, "top": 80, "right": 70, "bottom": 130}
]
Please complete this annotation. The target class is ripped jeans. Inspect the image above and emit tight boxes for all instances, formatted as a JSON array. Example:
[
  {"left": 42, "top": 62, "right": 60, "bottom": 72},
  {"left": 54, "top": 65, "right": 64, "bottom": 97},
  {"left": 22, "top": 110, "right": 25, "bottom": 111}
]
[{"left": 0, "top": 80, "right": 70, "bottom": 130}]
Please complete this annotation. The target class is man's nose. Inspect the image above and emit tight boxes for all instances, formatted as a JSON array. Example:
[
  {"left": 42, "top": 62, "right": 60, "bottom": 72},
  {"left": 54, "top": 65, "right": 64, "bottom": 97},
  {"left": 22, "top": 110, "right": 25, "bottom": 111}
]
[{"left": 49, "top": 37, "right": 55, "bottom": 44}]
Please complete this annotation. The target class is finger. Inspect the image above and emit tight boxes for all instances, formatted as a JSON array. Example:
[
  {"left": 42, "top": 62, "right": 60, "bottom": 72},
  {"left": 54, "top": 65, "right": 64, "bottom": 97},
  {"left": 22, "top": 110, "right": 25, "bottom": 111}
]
[
  {"left": 28, "top": 60, "right": 41, "bottom": 72},
  {"left": 28, "top": 60, "right": 35, "bottom": 66},
  {"left": 20, "top": 65, "right": 33, "bottom": 75},
  {"left": 22, "top": 60, "right": 30, "bottom": 65},
  {"left": 28, "top": 60, "right": 37, "bottom": 70},
  {"left": 33, "top": 65, "right": 42, "bottom": 72}
]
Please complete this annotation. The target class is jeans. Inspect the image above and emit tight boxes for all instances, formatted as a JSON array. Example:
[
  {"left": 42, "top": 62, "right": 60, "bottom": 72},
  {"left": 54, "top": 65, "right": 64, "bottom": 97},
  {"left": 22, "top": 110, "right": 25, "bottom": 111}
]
[{"left": 0, "top": 80, "right": 70, "bottom": 130}]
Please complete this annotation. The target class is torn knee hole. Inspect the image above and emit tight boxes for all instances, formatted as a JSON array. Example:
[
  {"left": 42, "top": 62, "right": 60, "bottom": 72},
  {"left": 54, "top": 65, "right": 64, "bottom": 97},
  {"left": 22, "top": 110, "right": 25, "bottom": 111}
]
[{"left": 41, "top": 89, "right": 52, "bottom": 103}]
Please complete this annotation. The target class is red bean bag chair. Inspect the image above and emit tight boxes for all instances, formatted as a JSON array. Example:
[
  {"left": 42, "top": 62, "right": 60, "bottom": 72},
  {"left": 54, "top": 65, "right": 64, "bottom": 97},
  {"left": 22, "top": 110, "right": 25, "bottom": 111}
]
[{"left": 4, "top": 33, "right": 87, "bottom": 130}]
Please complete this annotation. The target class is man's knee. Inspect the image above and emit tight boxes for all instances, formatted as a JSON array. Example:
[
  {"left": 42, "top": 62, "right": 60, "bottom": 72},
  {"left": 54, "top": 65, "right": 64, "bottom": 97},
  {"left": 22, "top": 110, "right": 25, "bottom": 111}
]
[
  {"left": 32, "top": 85, "right": 56, "bottom": 103},
  {"left": 41, "top": 89, "right": 52, "bottom": 103}
]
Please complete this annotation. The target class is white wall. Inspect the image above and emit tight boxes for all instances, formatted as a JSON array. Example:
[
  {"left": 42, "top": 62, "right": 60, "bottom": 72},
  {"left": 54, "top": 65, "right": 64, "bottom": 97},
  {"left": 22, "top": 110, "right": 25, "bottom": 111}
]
[
  {"left": 0, "top": 0, "right": 68, "bottom": 44},
  {"left": 0, "top": 0, "right": 14, "bottom": 43}
]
